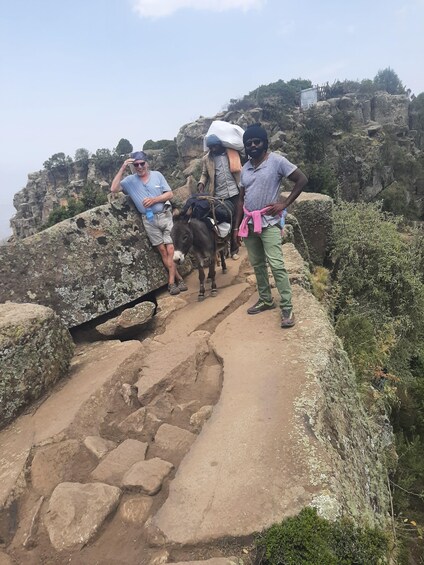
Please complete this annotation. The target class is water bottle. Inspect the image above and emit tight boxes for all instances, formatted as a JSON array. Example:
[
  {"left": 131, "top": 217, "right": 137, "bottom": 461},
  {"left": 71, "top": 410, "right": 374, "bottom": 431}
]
[
  {"left": 280, "top": 209, "right": 288, "bottom": 230},
  {"left": 145, "top": 208, "right": 154, "bottom": 222}
]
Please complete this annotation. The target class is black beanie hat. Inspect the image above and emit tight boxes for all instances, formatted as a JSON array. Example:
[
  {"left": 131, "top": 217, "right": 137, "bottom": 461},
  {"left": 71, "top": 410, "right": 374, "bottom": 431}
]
[{"left": 243, "top": 123, "right": 268, "bottom": 145}]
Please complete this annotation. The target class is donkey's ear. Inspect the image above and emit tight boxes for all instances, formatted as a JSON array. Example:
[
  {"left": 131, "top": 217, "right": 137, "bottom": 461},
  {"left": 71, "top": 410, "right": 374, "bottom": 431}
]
[{"left": 173, "top": 209, "right": 189, "bottom": 223}]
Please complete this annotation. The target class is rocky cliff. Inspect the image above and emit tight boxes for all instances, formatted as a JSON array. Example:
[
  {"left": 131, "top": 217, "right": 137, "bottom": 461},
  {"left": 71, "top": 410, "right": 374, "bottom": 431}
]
[
  {"left": 9, "top": 88, "right": 424, "bottom": 240},
  {"left": 0, "top": 246, "right": 394, "bottom": 564}
]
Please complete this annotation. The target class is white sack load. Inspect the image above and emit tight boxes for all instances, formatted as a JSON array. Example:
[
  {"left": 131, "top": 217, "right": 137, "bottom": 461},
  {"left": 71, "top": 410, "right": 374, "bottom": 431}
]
[{"left": 203, "top": 120, "right": 245, "bottom": 152}]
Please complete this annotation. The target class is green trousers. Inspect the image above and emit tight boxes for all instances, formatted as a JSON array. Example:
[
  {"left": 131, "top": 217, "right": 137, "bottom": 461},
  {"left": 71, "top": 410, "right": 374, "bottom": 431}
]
[{"left": 243, "top": 224, "right": 292, "bottom": 310}]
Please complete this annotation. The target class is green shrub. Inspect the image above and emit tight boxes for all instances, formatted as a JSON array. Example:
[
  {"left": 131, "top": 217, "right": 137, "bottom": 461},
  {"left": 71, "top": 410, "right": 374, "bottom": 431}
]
[
  {"left": 115, "top": 138, "right": 133, "bottom": 155},
  {"left": 373, "top": 67, "right": 405, "bottom": 95},
  {"left": 228, "top": 78, "right": 312, "bottom": 111},
  {"left": 310, "top": 266, "right": 331, "bottom": 302},
  {"left": 41, "top": 200, "right": 85, "bottom": 229},
  {"left": 300, "top": 108, "right": 334, "bottom": 162},
  {"left": 331, "top": 202, "right": 424, "bottom": 561},
  {"left": 256, "top": 507, "right": 388, "bottom": 565},
  {"left": 143, "top": 138, "right": 176, "bottom": 150},
  {"left": 331, "top": 203, "right": 424, "bottom": 380},
  {"left": 41, "top": 182, "right": 107, "bottom": 229},
  {"left": 80, "top": 181, "right": 108, "bottom": 209},
  {"left": 304, "top": 163, "right": 338, "bottom": 197}
]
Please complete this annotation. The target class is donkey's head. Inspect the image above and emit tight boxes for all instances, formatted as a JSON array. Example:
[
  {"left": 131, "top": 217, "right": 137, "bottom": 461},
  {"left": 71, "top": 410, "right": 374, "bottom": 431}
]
[{"left": 171, "top": 216, "right": 193, "bottom": 264}]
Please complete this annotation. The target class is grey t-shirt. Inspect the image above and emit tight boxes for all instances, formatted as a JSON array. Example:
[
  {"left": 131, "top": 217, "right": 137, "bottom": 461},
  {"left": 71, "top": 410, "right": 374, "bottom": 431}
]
[
  {"left": 240, "top": 152, "right": 297, "bottom": 227},
  {"left": 120, "top": 171, "right": 171, "bottom": 215},
  {"left": 214, "top": 154, "right": 239, "bottom": 199}
]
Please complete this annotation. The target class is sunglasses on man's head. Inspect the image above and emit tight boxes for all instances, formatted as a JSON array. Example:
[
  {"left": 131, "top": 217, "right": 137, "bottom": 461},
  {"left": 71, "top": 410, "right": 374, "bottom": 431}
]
[
  {"left": 245, "top": 138, "right": 263, "bottom": 148},
  {"left": 133, "top": 161, "right": 146, "bottom": 168}
]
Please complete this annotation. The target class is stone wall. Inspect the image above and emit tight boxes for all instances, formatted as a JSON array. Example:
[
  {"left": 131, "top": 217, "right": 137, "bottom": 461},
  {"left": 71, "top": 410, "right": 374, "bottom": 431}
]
[{"left": 0, "top": 196, "right": 169, "bottom": 327}]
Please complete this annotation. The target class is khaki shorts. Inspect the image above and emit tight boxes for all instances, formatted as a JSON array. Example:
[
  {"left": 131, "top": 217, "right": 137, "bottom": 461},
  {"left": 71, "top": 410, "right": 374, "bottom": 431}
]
[{"left": 142, "top": 210, "right": 174, "bottom": 247}]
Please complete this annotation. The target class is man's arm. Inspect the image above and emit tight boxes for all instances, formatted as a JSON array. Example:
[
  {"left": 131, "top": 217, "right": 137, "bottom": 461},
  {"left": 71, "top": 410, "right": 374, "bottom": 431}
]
[
  {"left": 143, "top": 190, "right": 174, "bottom": 208},
  {"left": 266, "top": 168, "right": 308, "bottom": 215},
  {"left": 197, "top": 156, "right": 209, "bottom": 192},
  {"left": 111, "top": 158, "right": 134, "bottom": 193}
]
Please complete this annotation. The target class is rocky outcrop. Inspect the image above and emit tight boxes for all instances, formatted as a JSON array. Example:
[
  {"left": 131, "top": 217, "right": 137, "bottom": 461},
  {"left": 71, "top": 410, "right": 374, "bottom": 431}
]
[
  {"left": 372, "top": 91, "right": 410, "bottom": 127},
  {"left": 0, "top": 339, "right": 142, "bottom": 545},
  {"left": 0, "top": 302, "right": 74, "bottom": 428},
  {"left": 11, "top": 162, "right": 111, "bottom": 240},
  {"left": 0, "top": 249, "right": 393, "bottom": 564},
  {"left": 284, "top": 192, "right": 333, "bottom": 265},
  {"left": 9, "top": 89, "right": 423, "bottom": 239},
  {"left": 0, "top": 193, "right": 327, "bottom": 337},
  {"left": 0, "top": 196, "right": 175, "bottom": 327}
]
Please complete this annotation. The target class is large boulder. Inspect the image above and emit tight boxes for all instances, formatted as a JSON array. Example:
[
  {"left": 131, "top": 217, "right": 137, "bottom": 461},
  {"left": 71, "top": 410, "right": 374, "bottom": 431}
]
[
  {"left": 176, "top": 118, "right": 214, "bottom": 165},
  {"left": 283, "top": 192, "right": 333, "bottom": 265},
  {"left": 45, "top": 482, "right": 121, "bottom": 551},
  {"left": 0, "top": 302, "right": 74, "bottom": 428},
  {"left": 0, "top": 196, "right": 170, "bottom": 327}
]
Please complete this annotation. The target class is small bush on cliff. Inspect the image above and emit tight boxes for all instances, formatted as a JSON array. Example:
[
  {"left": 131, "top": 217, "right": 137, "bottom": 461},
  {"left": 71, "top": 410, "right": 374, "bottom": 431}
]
[
  {"left": 256, "top": 507, "right": 388, "bottom": 565},
  {"left": 92, "top": 148, "right": 121, "bottom": 177},
  {"left": 304, "top": 163, "right": 338, "bottom": 197},
  {"left": 115, "top": 138, "right": 133, "bottom": 155},
  {"left": 373, "top": 67, "right": 405, "bottom": 95},
  {"left": 41, "top": 183, "right": 108, "bottom": 229},
  {"left": 227, "top": 78, "right": 312, "bottom": 111},
  {"left": 43, "top": 152, "right": 72, "bottom": 171},
  {"left": 143, "top": 139, "right": 176, "bottom": 150},
  {"left": 80, "top": 181, "right": 108, "bottom": 209},
  {"left": 300, "top": 108, "right": 334, "bottom": 162},
  {"left": 42, "top": 199, "right": 85, "bottom": 228}
]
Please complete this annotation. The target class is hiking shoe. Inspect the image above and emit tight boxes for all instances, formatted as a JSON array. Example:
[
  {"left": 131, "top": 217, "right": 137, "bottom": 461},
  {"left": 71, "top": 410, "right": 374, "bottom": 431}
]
[
  {"left": 177, "top": 280, "right": 188, "bottom": 292},
  {"left": 168, "top": 283, "right": 180, "bottom": 296},
  {"left": 231, "top": 253, "right": 240, "bottom": 261},
  {"left": 281, "top": 309, "right": 295, "bottom": 328},
  {"left": 247, "top": 300, "right": 276, "bottom": 315}
]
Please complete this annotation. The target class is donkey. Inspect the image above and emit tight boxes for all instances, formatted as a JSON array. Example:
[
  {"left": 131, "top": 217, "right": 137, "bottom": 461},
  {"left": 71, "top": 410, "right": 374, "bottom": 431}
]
[{"left": 171, "top": 216, "right": 228, "bottom": 301}]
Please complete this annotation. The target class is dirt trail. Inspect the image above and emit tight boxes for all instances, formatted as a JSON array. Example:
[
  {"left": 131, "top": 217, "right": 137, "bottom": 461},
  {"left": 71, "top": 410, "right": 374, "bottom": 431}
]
[{"left": 1, "top": 244, "right": 328, "bottom": 565}]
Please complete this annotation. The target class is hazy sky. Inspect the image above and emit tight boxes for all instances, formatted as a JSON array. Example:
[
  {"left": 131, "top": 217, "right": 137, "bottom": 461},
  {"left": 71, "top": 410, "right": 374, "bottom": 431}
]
[{"left": 1, "top": 0, "right": 423, "bottom": 238}]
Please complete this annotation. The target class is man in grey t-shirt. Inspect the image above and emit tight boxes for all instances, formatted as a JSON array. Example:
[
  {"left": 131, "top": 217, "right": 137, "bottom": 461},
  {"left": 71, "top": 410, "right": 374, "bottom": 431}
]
[{"left": 233, "top": 124, "right": 308, "bottom": 328}]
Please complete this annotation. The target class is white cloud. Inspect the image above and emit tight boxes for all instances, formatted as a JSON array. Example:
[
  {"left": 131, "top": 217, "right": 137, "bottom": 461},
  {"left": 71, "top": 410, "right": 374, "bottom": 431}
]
[{"left": 132, "top": 0, "right": 266, "bottom": 19}]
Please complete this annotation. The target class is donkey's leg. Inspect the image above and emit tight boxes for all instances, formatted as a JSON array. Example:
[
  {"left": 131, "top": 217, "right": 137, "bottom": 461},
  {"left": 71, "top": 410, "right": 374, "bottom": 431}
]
[
  {"left": 220, "top": 249, "right": 227, "bottom": 274},
  {"left": 210, "top": 260, "right": 217, "bottom": 296},
  {"left": 198, "top": 266, "right": 206, "bottom": 301}
]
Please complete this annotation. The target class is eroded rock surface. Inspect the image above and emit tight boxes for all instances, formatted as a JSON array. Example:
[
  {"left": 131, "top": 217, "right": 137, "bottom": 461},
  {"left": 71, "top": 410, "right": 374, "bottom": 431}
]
[
  {"left": 284, "top": 192, "right": 333, "bottom": 265},
  {"left": 0, "top": 302, "right": 73, "bottom": 428},
  {"left": 91, "top": 439, "right": 148, "bottom": 485},
  {"left": 122, "top": 458, "right": 174, "bottom": 495},
  {"left": 0, "top": 247, "right": 392, "bottom": 565},
  {"left": 0, "top": 197, "right": 169, "bottom": 327},
  {"left": 95, "top": 301, "right": 156, "bottom": 337},
  {"left": 45, "top": 482, "right": 121, "bottom": 551}
]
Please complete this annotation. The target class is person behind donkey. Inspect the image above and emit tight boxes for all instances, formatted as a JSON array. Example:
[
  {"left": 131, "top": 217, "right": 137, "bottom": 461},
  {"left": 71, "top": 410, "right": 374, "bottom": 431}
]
[
  {"left": 197, "top": 134, "right": 243, "bottom": 260},
  {"left": 111, "top": 150, "right": 187, "bottom": 296},
  {"left": 233, "top": 124, "right": 308, "bottom": 328}
]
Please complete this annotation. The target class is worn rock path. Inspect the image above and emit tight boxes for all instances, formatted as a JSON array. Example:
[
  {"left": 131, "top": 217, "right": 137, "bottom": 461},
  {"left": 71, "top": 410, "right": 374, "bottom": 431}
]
[{"left": 1, "top": 244, "right": 341, "bottom": 565}]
